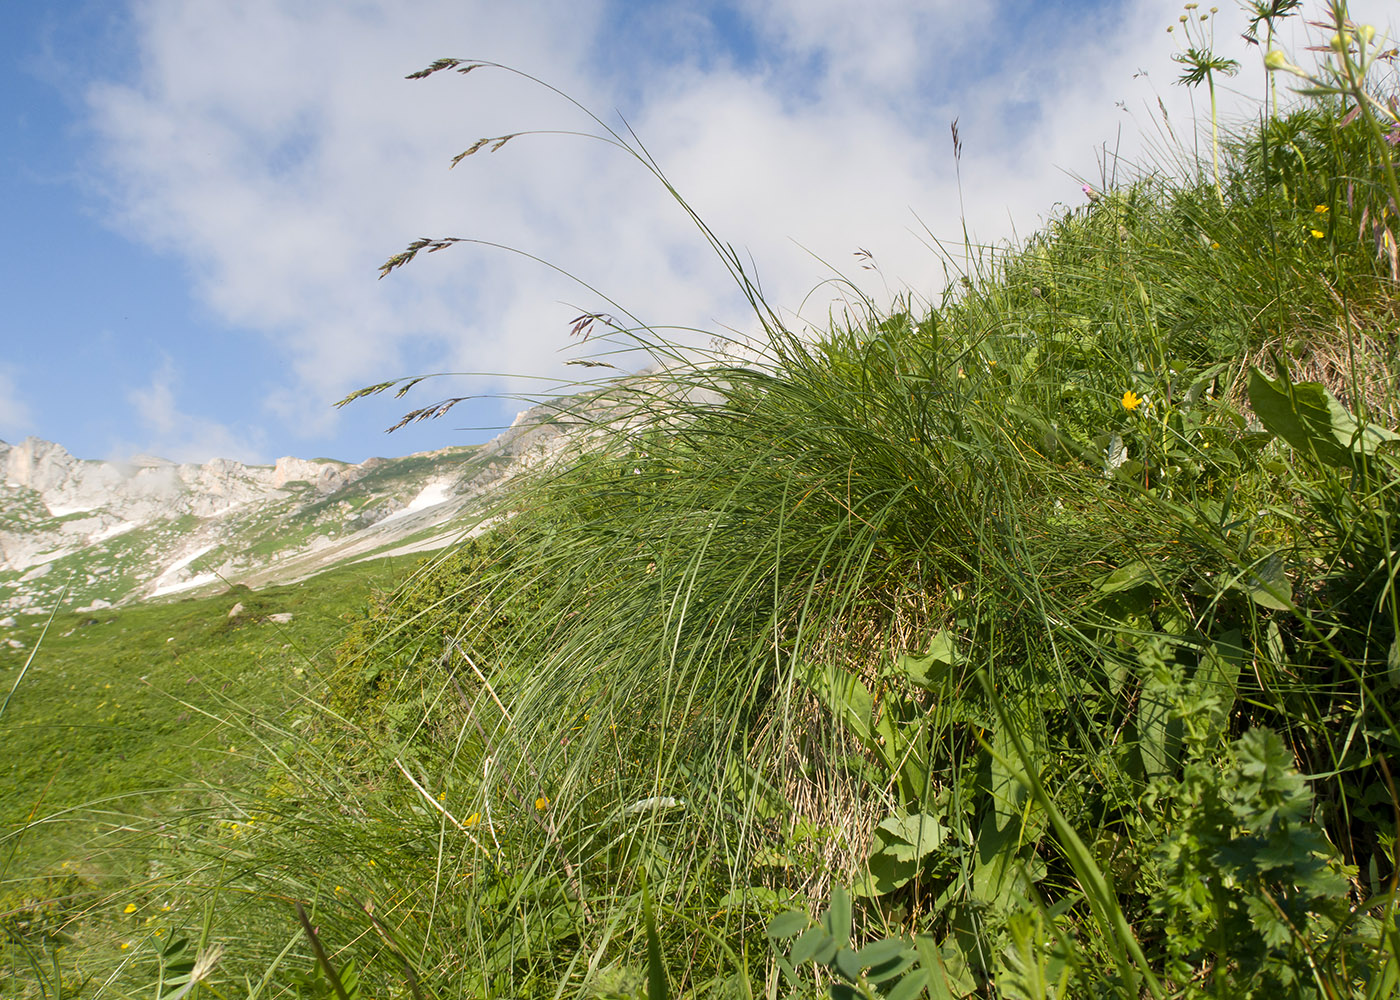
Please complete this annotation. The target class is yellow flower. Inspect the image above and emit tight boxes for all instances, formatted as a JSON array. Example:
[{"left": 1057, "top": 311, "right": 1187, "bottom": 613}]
[
  {"left": 120, "top": 942, "right": 131, "bottom": 951},
  {"left": 1311, "top": 229, "right": 1325, "bottom": 239},
  {"left": 535, "top": 796, "right": 550, "bottom": 811},
  {"left": 1314, "top": 204, "right": 1329, "bottom": 214},
  {"left": 465, "top": 812, "right": 481, "bottom": 827},
  {"left": 1122, "top": 390, "right": 1144, "bottom": 412},
  {"left": 123, "top": 903, "right": 137, "bottom": 914}
]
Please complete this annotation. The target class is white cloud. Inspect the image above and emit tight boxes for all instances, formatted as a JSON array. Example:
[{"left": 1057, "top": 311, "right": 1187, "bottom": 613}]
[
  {"left": 125, "top": 357, "right": 266, "bottom": 464},
  {"left": 84, "top": 0, "right": 1396, "bottom": 448},
  {"left": 0, "top": 366, "right": 33, "bottom": 442}
]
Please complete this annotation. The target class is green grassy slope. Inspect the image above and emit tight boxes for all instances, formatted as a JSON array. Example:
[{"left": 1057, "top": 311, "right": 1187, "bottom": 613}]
[{"left": 0, "top": 556, "right": 420, "bottom": 992}]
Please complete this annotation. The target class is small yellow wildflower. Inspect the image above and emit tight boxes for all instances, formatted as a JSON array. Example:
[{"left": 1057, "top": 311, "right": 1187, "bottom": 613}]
[
  {"left": 123, "top": 903, "right": 137, "bottom": 914},
  {"left": 1210, "top": 241, "right": 1220, "bottom": 249},
  {"left": 1311, "top": 229, "right": 1325, "bottom": 239},
  {"left": 1314, "top": 204, "right": 1329, "bottom": 214},
  {"left": 120, "top": 942, "right": 131, "bottom": 951},
  {"left": 437, "top": 792, "right": 445, "bottom": 802},
  {"left": 1122, "top": 390, "right": 1144, "bottom": 412},
  {"left": 535, "top": 796, "right": 550, "bottom": 811},
  {"left": 465, "top": 812, "right": 481, "bottom": 827}
]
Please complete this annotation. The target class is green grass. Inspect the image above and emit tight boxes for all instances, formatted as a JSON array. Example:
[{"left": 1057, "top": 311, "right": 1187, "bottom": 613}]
[
  {"left": 0, "top": 556, "right": 419, "bottom": 993},
  {"left": 9, "top": 5, "right": 1400, "bottom": 998}
]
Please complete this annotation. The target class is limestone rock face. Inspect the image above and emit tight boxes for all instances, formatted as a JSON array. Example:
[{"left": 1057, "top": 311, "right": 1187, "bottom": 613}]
[
  {"left": 272, "top": 456, "right": 363, "bottom": 493},
  {"left": 0, "top": 435, "right": 478, "bottom": 612},
  {"left": 0, "top": 374, "right": 665, "bottom": 617}
]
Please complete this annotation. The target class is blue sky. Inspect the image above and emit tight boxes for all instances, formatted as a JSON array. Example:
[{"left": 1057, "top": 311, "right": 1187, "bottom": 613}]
[{"left": 2, "top": 0, "right": 1388, "bottom": 465}]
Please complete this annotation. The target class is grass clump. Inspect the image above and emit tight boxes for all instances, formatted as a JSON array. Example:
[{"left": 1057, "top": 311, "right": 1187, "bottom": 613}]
[{"left": 10, "top": 2, "right": 1400, "bottom": 997}]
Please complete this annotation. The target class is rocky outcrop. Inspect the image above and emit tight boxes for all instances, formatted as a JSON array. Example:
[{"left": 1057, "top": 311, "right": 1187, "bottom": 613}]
[{"left": 0, "top": 375, "right": 665, "bottom": 615}]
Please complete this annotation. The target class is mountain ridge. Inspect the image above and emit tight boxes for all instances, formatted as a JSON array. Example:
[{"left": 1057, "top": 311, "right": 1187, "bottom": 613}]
[{"left": 0, "top": 391, "right": 620, "bottom": 618}]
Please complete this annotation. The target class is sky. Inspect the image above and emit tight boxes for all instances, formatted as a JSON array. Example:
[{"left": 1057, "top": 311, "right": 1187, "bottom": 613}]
[{"left": 1, "top": 0, "right": 1393, "bottom": 466}]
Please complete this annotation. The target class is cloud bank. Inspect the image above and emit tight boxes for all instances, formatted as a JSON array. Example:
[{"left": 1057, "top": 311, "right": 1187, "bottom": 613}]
[{"left": 83, "top": 0, "right": 1393, "bottom": 456}]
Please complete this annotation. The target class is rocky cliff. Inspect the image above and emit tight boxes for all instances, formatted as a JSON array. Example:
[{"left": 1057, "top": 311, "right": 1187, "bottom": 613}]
[{"left": 0, "top": 385, "right": 638, "bottom": 617}]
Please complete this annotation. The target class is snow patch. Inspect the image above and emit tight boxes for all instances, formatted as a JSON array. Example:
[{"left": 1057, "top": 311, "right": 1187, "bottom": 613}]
[
  {"left": 149, "top": 572, "right": 221, "bottom": 598},
  {"left": 149, "top": 544, "right": 220, "bottom": 597},
  {"left": 376, "top": 481, "right": 452, "bottom": 526},
  {"left": 47, "top": 504, "right": 97, "bottom": 517},
  {"left": 94, "top": 521, "right": 140, "bottom": 542}
]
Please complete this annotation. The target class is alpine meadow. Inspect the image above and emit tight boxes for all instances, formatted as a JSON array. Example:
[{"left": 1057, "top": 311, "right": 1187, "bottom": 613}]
[{"left": 8, "top": 2, "right": 1400, "bottom": 997}]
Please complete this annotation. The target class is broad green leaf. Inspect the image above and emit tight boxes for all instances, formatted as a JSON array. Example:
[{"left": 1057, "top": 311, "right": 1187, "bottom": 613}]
[
  {"left": 874, "top": 812, "right": 947, "bottom": 863},
  {"left": 834, "top": 947, "right": 862, "bottom": 982},
  {"left": 885, "top": 970, "right": 930, "bottom": 1000},
  {"left": 873, "top": 707, "right": 926, "bottom": 802},
  {"left": 1247, "top": 367, "right": 1400, "bottom": 468},
  {"left": 1136, "top": 664, "right": 1180, "bottom": 782},
  {"left": 766, "top": 911, "right": 810, "bottom": 939},
  {"left": 803, "top": 664, "right": 875, "bottom": 748},
  {"left": 861, "top": 941, "right": 915, "bottom": 982},
  {"left": 642, "top": 882, "right": 669, "bottom": 1000},
  {"left": 855, "top": 813, "right": 948, "bottom": 896},
  {"left": 856, "top": 938, "right": 906, "bottom": 969},
  {"left": 914, "top": 936, "right": 979, "bottom": 999},
  {"left": 791, "top": 926, "right": 835, "bottom": 966},
  {"left": 854, "top": 846, "right": 921, "bottom": 898},
  {"left": 1238, "top": 552, "right": 1292, "bottom": 610},
  {"left": 1196, "top": 629, "right": 1244, "bottom": 745},
  {"left": 823, "top": 886, "right": 852, "bottom": 950},
  {"left": 1094, "top": 561, "right": 1157, "bottom": 594},
  {"left": 894, "top": 630, "right": 962, "bottom": 688},
  {"left": 974, "top": 718, "right": 1045, "bottom": 910}
]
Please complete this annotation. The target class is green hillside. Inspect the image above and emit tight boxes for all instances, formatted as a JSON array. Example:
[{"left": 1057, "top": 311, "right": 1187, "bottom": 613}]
[
  {"left": 7, "top": 7, "right": 1400, "bottom": 998},
  {"left": 1, "top": 556, "right": 420, "bottom": 993}
]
